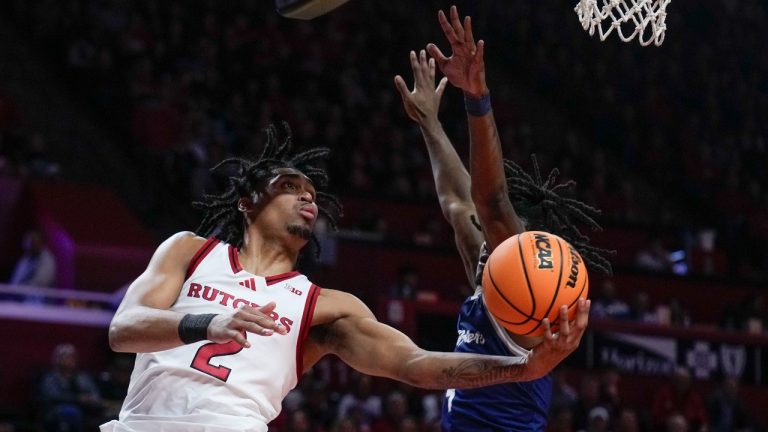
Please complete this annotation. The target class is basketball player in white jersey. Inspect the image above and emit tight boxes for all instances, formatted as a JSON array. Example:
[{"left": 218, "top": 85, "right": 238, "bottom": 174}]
[{"left": 101, "top": 123, "right": 589, "bottom": 432}]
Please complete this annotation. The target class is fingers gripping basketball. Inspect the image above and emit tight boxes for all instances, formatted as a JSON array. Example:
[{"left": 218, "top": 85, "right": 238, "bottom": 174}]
[{"left": 482, "top": 231, "right": 589, "bottom": 336}]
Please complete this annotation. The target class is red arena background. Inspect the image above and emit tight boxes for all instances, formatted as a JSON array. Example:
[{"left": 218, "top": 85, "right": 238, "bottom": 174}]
[{"left": 0, "top": 1, "right": 766, "bottom": 431}]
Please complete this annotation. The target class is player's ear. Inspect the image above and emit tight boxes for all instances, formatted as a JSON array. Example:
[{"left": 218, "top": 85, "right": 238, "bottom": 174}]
[{"left": 237, "top": 197, "right": 255, "bottom": 214}]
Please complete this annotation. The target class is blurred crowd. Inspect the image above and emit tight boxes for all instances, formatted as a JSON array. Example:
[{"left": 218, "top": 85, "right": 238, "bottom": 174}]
[
  {"left": 7, "top": 0, "right": 768, "bottom": 280},
  {"left": 0, "top": 1, "right": 767, "bottom": 431},
  {"left": 547, "top": 366, "right": 759, "bottom": 432},
  {"left": 589, "top": 276, "right": 768, "bottom": 334},
  {"left": 0, "top": 91, "right": 59, "bottom": 178},
  {"left": 8, "top": 0, "right": 763, "bottom": 332},
  {"left": 4, "top": 343, "right": 758, "bottom": 432}
]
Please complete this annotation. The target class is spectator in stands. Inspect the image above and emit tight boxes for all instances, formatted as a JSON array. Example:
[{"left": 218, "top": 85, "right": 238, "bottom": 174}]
[
  {"left": 548, "top": 406, "right": 575, "bottom": 432},
  {"left": 389, "top": 265, "right": 419, "bottom": 300},
  {"left": 285, "top": 409, "right": 322, "bottom": 432},
  {"left": 668, "top": 297, "right": 692, "bottom": 327},
  {"left": 336, "top": 375, "right": 382, "bottom": 427},
  {"left": 572, "top": 376, "right": 603, "bottom": 430},
  {"left": 651, "top": 367, "right": 708, "bottom": 432},
  {"left": 371, "top": 391, "right": 407, "bottom": 432},
  {"left": 303, "top": 380, "right": 335, "bottom": 430},
  {"left": 356, "top": 210, "right": 388, "bottom": 239},
  {"left": 398, "top": 417, "right": 419, "bottom": 432},
  {"left": 615, "top": 407, "right": 642, "bottom": 432},
  {"left": 330, "top": 417, "right": 358, "bottom": 432},
  {"left": 720, "top": 299, "right": 741, "bottom": 332},
  {"left": 628, "top": 291, "right": 658, "bottom": 324},
  {"left": 550, "top": 368, "right": 578, "bottom": 413},
  {"left": 22, "top": 133, "right": 60, "bottom": 179},
  {"left": 390, "top": 381, "right": 427, "bottom": 422},
  {"left": 97, "top": 354, "right": 133, "bottom": 423},
  {"left": 591, "top": 280, "right": 630, "bottom": 320},
  {"left": 9, "top": 229, "right": 56, "bottom": 291},
  {"left": 39, "top": 343, "right": 103, "bottom": 432},
  {"left": 721, "top": 293, "right": 767, "bottom": 334},
  {"left": 707, "top": 376, "right": 754, "bottom": 432},
  {"left": 282, "top": 377, "right": 309, "bottom": 414},
  {"left": 635, "top": 235, "right": 673, "bottom": 273},
  {"left": 579, "top": 406, "right": 610, "bottom": 432},
  {"left": 314, "top": 215, "right": 338, "bottom": 267},
  {"left": 412, "top": 217, "right": 443, "bottom": 247},
  {"left": 666, "top": 414, "right": 689, "bottom": 432},
  {"left": 598, "top": 366, "right": 622, "bottom": 416}
]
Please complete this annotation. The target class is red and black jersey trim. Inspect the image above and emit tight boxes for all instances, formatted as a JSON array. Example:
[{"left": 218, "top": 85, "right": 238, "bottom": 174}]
[
  {"left": 185, "top": 237, "right": 220, "bottom": 280},
  {"left": 228, "top": 246, "right": 300, "bottom": 283},
  {"left": 228, "top": 245, "right": 244, "bottom": 274},
  {"left": 266, "top": 271, "right": 300, "bottom": 286},
  {"left": 295, "top": 284, "right": 321, "bottom": 380}
]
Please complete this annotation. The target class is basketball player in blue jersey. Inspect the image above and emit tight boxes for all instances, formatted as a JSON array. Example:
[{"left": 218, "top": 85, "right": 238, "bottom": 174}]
[
  {"left": 395, "top": 7, "right": 612, "bottom": 431},
  {"left": 103, "top": 119, "right": 591, "bottom": 431}
]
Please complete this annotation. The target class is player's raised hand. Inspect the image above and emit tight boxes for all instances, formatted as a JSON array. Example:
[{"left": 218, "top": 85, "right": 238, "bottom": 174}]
[
  {"left": 207, "top": 302, "right": 288, "bottom": 348},
  {"left": 427, "top": 5, "right": 488, "bottom": 97},
  {"left": 394, "top": 49, "right": 449, "bottom": 126},
  {"left": 525, "top": 299, "right": 590, "bottom": 378}
]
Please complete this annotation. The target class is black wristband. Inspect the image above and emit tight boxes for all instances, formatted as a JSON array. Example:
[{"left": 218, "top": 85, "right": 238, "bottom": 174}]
[
  {"left": 178, "top": 313, "right": 217, "bottom": 344},
  {"left": 464, "top": 92, "right": 492, "bottom": 117}
]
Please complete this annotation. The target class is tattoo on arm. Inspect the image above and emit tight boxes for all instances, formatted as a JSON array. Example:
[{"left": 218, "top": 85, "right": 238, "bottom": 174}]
[{"left": 439, "top": 358, "right": 527, "bottom": 388}]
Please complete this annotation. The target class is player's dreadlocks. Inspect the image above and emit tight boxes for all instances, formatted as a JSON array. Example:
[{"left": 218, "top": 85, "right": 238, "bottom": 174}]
[
  {"left": 501, "top": 155, "right": 614, "bottom": 274},
  {"left": 193, "top": 122, "right": 342, "bottom": 253}
]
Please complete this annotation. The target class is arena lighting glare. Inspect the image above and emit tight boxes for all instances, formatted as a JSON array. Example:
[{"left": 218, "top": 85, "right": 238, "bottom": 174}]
[
  {"left": 574, "top": 0, "right": 671, "bottom": 46},
  {"left": 275, "top": 0, "right": 351, "bottom": 19}
]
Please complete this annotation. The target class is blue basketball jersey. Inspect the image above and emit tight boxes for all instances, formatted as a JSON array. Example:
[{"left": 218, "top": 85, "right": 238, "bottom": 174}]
[{"left": 441, "top": 245, "right": 552, "bottom": 432}]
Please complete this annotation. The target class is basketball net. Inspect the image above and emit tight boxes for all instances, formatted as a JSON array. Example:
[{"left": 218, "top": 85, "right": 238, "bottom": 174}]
[{"left": 574, "top": 0, "right": 671, "bottom": 46}]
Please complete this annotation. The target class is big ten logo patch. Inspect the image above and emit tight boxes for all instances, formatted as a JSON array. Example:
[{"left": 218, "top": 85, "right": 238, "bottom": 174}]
[{"left": 282, "top": 283, "right": 303, "bottom": 296}]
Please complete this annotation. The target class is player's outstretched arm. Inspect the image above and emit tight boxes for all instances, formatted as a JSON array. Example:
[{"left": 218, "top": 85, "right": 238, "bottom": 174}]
[
  {"left": 395, "top": 49, "right": 482, "bottom": 285},
  {"left": 109, "top": 232, "right": 285, "bottom": 353},
  {"left": 428, "top": 6, "right": 525, "bottom": 251},
  {"left": 314, "top": 290, "right": 589, "bottom": 389}
]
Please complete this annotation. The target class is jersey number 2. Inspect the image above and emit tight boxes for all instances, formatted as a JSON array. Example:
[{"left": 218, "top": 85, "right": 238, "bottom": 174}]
[{"left": 190, "top": 332, "right": 246, "bottom": 382}]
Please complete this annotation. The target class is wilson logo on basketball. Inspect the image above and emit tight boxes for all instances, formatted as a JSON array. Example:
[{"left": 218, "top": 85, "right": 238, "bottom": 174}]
[
  {"left": 534, "top": 233, "right": 554, "bottom": 269},
  {"left": 565, "top": 247, "right": 583, "bottom": 288}
]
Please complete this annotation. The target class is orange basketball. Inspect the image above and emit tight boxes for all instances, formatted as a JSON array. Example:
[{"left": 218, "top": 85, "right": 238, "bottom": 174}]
[{"left": 482, "top": 231, "right": 589, "bottom": 336}]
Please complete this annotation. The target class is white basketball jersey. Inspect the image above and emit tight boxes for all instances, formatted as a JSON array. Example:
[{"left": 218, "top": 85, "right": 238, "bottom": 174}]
[{"left": 103, "top": 238, "right": 320, "bottom": 432}]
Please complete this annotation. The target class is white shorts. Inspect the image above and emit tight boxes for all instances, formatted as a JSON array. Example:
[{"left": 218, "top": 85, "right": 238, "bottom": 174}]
[{"left": 100, "top": 419, "right": 268, "bottom": 432}]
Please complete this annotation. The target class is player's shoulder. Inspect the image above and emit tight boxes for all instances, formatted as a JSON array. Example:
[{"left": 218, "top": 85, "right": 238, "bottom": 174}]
[
  {"left": 312, "top": 288, "right": 375, "bottom": 327},
  {"left": 163, "top": 231, "right": 210, "bottom": 252},
  {"left": 316, "top": 288, "right": 364, "bottom": 307},
  {"left": 151, "top": 231, "right": 214, "bottom": 266}
]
